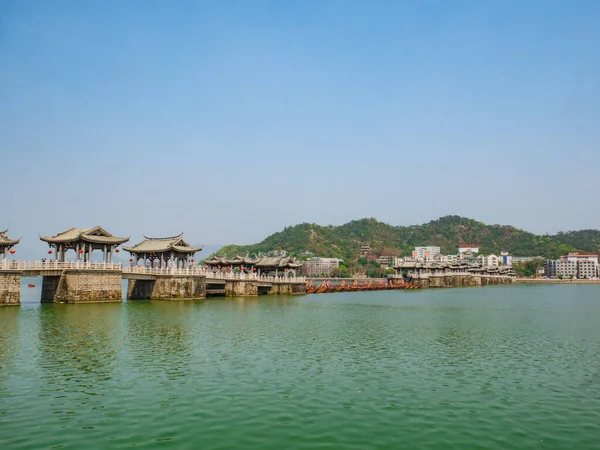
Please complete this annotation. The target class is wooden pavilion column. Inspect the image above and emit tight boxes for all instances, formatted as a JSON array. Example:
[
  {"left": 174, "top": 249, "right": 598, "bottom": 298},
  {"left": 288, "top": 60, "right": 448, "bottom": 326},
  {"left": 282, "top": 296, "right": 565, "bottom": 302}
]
[{"left": 103, "top": 245, "right": 107, "bottom": 263}]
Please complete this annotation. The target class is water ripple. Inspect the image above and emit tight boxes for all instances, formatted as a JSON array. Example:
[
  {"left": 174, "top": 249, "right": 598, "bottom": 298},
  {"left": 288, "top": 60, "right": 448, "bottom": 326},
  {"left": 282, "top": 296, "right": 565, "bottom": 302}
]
[{"left": 1, "top": 286, "right": 600, "bottom": 448}]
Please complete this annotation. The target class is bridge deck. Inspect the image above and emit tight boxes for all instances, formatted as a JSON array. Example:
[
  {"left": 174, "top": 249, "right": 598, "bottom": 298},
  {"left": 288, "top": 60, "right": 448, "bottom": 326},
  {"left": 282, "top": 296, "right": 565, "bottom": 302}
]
[{"left": 4, "top": 261, "right": 308, "bottom": 284}]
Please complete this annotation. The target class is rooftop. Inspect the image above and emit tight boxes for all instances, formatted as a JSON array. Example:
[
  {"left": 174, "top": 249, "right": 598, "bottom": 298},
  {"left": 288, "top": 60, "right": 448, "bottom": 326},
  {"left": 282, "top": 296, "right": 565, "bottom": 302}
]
[
  {"left": 40, "top": 226, "right": 129, "bottom": 245},
  {"left": 0, "top": 229, "right": 20, "bottom": 247},
  {"left": 124, "top": 233, "right": 202, "bottom": 254}
]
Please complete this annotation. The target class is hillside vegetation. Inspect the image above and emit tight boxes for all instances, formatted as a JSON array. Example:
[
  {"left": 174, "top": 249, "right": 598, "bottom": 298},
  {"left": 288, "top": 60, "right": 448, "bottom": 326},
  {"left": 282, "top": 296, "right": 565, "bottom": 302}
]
[{"left": 216, "top": 216, "right": 595, "bottom": 260}]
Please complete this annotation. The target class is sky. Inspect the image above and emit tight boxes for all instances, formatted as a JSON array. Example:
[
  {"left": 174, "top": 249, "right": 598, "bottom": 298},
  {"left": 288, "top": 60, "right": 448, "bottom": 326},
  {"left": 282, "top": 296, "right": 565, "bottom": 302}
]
[{"left": 1, "top": 0, "right": 599, "bottom": 259}]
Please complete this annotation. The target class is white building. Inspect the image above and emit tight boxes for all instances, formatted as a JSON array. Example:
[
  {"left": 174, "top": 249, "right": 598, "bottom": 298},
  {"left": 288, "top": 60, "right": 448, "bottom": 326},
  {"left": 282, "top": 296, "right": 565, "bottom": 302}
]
[
  {"left": 458, "top": 245, "right": 479, "bottom": 254},
  {"left": 511, "top": 256, "right": 541, "bottom": 265},
  {"left": 440, "top": 254, "right": 458, "bottom": 264},
  {"left": 302, "top": 257, "right": 342, "bottom": 277},
  {"left": 544, "top": 253, "right": 598, "bottom": 279},
  {"left": 478, "top": 254, "right": 499, "bottom": 268},
  {"left": 412, "top": 246, "right": 441, "bottom": 259},
  {"left": 500, "top": 251, "right": 512, "bottom": 266}
]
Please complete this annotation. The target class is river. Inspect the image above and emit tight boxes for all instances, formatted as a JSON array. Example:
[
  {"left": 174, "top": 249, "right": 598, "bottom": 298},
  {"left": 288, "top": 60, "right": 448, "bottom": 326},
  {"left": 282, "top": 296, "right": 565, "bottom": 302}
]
[{"left": 1, "top": 283, "right": 599, "bottom": 449}]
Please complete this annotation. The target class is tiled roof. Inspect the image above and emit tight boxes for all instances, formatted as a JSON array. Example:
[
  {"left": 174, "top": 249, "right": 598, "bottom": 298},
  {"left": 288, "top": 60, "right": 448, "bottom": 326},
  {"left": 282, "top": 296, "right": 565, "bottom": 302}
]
[
  {"left": 124, "top": 233, "right": 202, "bottom": 254},
  {"left": 0, "top": 229, "right": 20, "bottom": 247},
  {"left": 40, "top": 226, "right": 129, "bottom": 245}
]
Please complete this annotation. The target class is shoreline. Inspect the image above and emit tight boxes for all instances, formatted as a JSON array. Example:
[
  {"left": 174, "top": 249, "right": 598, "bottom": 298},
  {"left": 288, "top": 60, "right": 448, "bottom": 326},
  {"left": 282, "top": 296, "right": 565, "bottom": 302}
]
[{"left": 517, "top": 278, "right": 600, "bottom": 284}]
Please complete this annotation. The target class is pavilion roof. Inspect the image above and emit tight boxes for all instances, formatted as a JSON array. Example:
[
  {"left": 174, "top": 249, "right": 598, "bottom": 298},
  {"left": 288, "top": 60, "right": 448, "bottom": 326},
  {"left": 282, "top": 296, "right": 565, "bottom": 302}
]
[
  {"left": 203, "top": 254, "right": 302, "bottom": 268},
  {"left": 204, "top": 254, "right": 254, "bottom": 266},
  {"left": 40, "top": 226, "right": 129, "bottom": 245},
  {"left": 0, "top": 229, "right": 20, "bottom": 247},
  {"left": 124, "top": 233, "right": 202, "bottom": 254},
  {"left": 254, "top": 255, "right": 302, "bottom": 269}
]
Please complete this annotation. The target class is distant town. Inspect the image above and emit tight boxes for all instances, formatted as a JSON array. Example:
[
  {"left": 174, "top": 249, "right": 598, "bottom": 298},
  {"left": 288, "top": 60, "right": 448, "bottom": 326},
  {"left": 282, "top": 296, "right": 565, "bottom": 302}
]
[{"left": 287, "top": 245, "right": 598, "bottom": 280}]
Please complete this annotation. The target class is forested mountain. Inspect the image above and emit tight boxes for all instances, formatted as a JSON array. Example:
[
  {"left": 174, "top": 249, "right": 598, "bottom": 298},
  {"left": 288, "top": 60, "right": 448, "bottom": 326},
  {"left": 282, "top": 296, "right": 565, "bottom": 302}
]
[
  {"left": 550, "top": 230, "right": 600, "bottom": 254},
  {"left": 216, "top": 216, "right": 595, "bottom": 260}
]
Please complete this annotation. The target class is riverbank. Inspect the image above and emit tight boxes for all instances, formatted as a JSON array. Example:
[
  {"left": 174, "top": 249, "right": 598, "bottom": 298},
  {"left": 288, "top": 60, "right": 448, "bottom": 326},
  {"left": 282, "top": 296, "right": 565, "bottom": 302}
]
[{"left": 517, "top": 278, "right": 600, "bottom": 284}]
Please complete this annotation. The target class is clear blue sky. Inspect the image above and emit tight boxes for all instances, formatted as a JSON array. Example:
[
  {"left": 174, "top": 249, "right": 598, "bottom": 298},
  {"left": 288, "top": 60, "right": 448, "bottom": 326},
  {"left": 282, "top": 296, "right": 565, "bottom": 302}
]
[{"left": 1, "top": 0, "right": 599, "bottom": 259}]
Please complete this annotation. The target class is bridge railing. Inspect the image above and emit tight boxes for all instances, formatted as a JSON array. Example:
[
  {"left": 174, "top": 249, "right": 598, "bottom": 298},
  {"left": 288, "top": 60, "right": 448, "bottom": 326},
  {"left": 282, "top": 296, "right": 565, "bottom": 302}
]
[
  {"left": 122, "top": 266, "right": 306, "bottom": 283},
  {"left": 1, "top": 260, "right": 307, "bottom": 283},
  {"left": 1, "top": 260, "right": 122, "bottom": 271}
]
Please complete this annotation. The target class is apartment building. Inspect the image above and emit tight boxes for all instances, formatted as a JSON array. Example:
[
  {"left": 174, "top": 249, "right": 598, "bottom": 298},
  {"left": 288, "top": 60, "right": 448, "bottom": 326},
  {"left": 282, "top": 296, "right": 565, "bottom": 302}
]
[
  {"left": 302, "top": 257, "right": 342, "bottom": 276},
  {"left": 544, "top": 253, "right": 598, "bottom": 278}
]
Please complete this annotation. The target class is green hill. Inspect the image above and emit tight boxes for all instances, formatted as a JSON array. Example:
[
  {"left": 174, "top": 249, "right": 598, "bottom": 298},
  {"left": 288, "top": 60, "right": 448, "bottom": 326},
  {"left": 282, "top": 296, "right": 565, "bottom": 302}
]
[
  {"left": 551, "top": 230, "right": 600, "bottom": 254},
  {"left": 216, "top": 215, "right": 592, "bottom": 261}
]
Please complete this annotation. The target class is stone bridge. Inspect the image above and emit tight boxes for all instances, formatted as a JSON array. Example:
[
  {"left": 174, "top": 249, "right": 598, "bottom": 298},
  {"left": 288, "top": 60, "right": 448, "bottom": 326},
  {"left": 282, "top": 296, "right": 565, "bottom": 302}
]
[{"left": 0, "top": 261, "right": 307, "bottom": 306}]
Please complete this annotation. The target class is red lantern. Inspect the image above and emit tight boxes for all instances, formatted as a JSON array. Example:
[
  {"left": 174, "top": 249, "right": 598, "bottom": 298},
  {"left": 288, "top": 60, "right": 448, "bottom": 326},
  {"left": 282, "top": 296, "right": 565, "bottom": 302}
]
[
  {"left": 48, "top": 250, "right": 53, "bottom": 255},
  {"left": 205, "top": 265, "right": 208, "bottom": 270},
  {"left": 190, "top": 259, "right": 195, "bottom": 263},
  {"left": 253, "top": 267, "right": 257, "bottom": 272},
  {"left": 115, "top": 248, "right": 120, "bottom": 254},
  {"left": 297, "top": 269, "right": 300, "bottom": 273},
  {"left": 9, "top": 249, "right": 15, "bottom": 255},
  {"left": 227, "top": 266, "right": 230, "bottom": 270},
  {"left": 78, "top": 249, "right": 84, "bottom": 253},
  {"left": 218, "top": 266, "right": 221, "bottom": 270},
  {"left": 285, "top": 268, "right": 288, "bottom": 272},
  {"left": 129, "top": 258, "right": 133, "bottom": 263}
]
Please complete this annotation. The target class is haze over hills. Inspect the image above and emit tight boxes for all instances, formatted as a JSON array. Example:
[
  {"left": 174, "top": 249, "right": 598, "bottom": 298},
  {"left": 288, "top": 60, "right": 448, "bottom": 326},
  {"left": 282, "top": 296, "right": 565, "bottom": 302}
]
[{"left": 215, "top": 216, "right": 600, "bottom": 260}]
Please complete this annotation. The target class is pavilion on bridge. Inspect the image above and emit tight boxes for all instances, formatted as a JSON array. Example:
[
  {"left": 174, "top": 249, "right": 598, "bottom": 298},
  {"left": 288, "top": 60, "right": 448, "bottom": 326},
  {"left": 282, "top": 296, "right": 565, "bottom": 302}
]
[
  {"left": 0, "top": 229, "right": 20, "bottom": 260},
  {"left": 40, "top": 226, "right": 129, "bottom": 262},
  {"left": 124, "top": 233, "right": 202, "bottom": 268},
  {"left": 204, "top": 254, "right": 303, "bottom": 277},
  {"left": 203, "top": 254, "right": 254, "bottom": 271}
]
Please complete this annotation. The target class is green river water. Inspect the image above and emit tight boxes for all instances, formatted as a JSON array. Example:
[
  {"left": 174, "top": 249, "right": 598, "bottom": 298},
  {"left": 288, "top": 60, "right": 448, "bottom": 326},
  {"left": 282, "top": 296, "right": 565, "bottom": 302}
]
[{"left": 1, "top": 284, "right": 599, "bottom": 449}]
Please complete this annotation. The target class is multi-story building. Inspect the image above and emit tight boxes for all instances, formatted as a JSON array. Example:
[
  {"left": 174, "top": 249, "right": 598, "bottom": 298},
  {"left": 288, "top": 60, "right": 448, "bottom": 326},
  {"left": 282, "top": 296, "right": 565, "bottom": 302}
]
[
  {"left": 500, "top": 251, "right": 512, "bottom": 266},
  {"left": 478, "top": 254, "right": 499, "bottom": 267},
  {"left": 544, "top": 253, "right": 598, "bottom": 279},
  {"left": 440, "top": 254, "right": 458, "bottom": 264},
  {"left": 458, "top": 244, "right": 479, "bottom": 254},
  {"left": 561, "top": 252, "right": 599, "bottom": 264},
  {"left": 511, "top": 256, "right": 540, "bottom": 265},
  {"left": 557, "top": 259, "right": 577, "bottom": 277},
  {"left": 543, "top": 259, "right": 558, "bottom": 277},
  {"left": 578, "top": 260, "right": 597, "bottom": 278},
  {"left": 412, "top": 246, "right": 441, "bottom": 259},
  {"left": 302, "top": 257, "right": 342, "bottom": 277}
]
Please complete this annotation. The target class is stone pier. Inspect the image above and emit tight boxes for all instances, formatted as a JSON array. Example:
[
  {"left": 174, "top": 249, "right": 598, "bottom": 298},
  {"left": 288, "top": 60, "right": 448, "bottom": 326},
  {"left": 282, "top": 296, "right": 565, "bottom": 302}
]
[
  {"left": 41, "top": 276, "right": 61, "bottom": 303},
  {"left": 0, "top": 270, "right": 21, "bottom": 306},
  {"left": 225, "top": 280, "right": 258, "bottom": 297},
  {"left": 42, "top": 270, "right": 122, "bottom": 304},
  {"left": 414, "top": 274, "right": 514, "bottom": 289},
  {"left": 266, "top": 282, "right": 306, "bottom": 295},
  {"left": 127, "top": 275, "right": 206, "bottom": 300}
]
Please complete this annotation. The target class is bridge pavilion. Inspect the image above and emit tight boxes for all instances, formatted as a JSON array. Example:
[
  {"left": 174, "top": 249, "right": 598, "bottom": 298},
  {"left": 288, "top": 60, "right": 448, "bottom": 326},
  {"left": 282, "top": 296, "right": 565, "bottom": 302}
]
[
  {"left": 204, "top": 254, "right": 303, "bottom": 277},
  {"left": 40, "top": 226, "right": 129, "bottom": 262},
  {"left": 0, "top": 229, "right": 20, "bottom": 260},
  {"left": 203, "top": 254, "right": 254, "bottom": 271},
  {"left": 124, "top": 233, "right": 202, "bottom": 268}
]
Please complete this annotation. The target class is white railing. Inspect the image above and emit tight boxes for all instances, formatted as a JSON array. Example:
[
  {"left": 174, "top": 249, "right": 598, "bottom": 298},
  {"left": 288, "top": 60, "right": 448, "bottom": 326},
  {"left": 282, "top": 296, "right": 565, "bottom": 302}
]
[
  {"left": 1, "top": 260, "right": 307, "bottom": 283},
  {"left": 1, "top": 260, "right": 122, "bottom": 271},
  {"left": 122, "top": 266, "right": 306, "bottom": 283}
]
